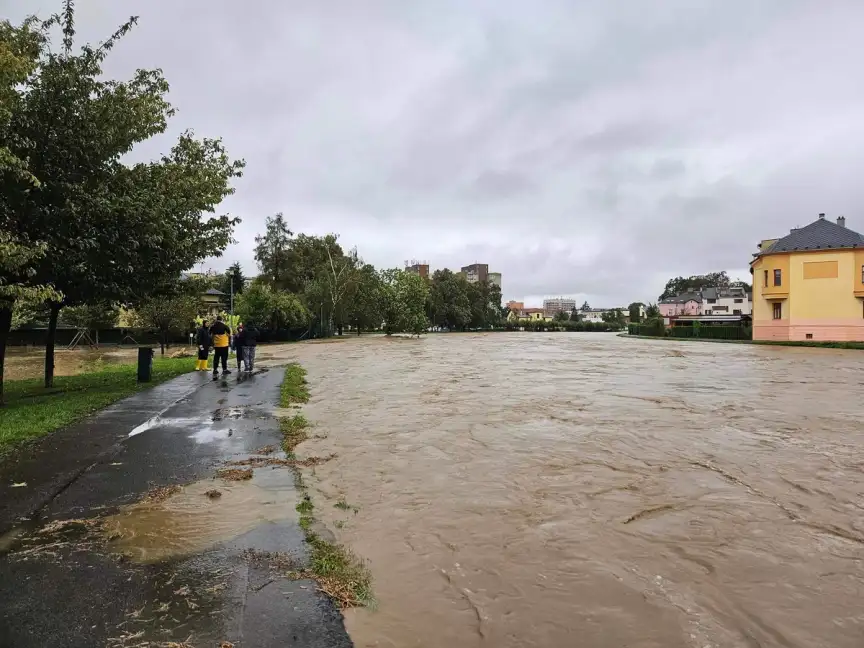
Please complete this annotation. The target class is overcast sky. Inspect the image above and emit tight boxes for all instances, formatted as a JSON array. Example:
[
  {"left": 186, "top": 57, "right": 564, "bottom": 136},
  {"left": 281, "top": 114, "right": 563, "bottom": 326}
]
[{"left": 8, "top": 1, "right": 864, "bottom": 306}]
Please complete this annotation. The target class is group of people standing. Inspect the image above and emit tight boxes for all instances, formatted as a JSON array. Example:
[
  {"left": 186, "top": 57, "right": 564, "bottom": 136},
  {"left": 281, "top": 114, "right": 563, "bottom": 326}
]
[{"left": 195, "top": 316, "right": 258, "bottom": 378}]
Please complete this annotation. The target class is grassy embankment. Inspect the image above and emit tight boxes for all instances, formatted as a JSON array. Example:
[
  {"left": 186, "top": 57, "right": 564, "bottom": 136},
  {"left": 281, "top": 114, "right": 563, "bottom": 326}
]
[
  {"left": 0, "top": 357, "right": 195, "bottom": 454},
  {"left": 279, "top": 363, "right": 374, "bottom": 608},
  {"left": 622, "top": 333, "right": 864, "bottom": 349}
]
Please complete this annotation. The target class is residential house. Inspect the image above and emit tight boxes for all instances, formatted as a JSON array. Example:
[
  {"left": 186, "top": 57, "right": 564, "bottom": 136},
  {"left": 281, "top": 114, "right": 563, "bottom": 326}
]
[
  {"left": 659, "top": 293, "right": 702, "bottom": 318},
  {"left": 521, "top": 308, "right": 547, "bottom": 321},
  {"left": 702, "top": 286, "right": 753, "bottom": 316},
  {"left": 751, "top": 213, "right": 864, "bottom": 341},
  {"left": 200, "top": 288, "right": 228, "bottom": 316}
]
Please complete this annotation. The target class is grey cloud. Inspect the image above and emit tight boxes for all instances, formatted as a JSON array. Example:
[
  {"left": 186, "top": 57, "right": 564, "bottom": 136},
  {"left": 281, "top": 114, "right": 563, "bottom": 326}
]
[{"left": 6, "top": 0, "right": 864, "bottom": 305}]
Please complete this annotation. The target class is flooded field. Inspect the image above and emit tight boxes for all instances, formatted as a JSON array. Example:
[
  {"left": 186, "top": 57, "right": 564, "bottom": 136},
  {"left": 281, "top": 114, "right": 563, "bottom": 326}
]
[
  {"left": 5, "top": 346, "right": 145, "bottom": 380},
  {"left": 266, "top": 333, "right": 864, "bottom": 648}
]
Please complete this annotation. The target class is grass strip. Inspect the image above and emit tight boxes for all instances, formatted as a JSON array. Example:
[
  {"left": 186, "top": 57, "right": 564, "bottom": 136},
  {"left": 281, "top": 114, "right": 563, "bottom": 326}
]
[
  {"left": 279, "top": 363, "right": 374, "bottom": 609},
  {"left": 0, "top": 356, "right": 195, "bottom": 454}
]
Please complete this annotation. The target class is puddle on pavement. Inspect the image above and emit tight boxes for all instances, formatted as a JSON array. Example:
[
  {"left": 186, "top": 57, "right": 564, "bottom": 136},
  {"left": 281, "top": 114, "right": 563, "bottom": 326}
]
[
  {"left": 280, "top": 333, "right": 864, "bottom": 648},
  {"left": 103, "top": 470, "right": 297, "bottom": 562}
]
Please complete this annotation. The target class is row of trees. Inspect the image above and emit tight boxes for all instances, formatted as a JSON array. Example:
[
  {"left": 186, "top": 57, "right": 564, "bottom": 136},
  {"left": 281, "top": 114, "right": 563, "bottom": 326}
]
[
  {"left": 236, "top": 214, "right": 503, "bottom": 337},
  {"left": 0, "top": 4, "right": 244, "bottom": 401}
]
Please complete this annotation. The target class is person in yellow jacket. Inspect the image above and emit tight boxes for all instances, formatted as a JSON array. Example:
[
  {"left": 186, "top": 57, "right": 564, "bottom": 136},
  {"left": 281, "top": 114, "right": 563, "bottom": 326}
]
[
  {"left": 195, "top": 320, "right": 211, "bottom": 370},
  {"left": 208, "top": 316, "right": 232, "bottom": 377}
]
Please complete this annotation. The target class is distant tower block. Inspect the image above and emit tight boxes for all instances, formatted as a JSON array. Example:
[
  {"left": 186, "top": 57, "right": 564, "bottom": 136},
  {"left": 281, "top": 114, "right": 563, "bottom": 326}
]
[{"left": 405, "top": 259, "right": 430, "bottom": 279}]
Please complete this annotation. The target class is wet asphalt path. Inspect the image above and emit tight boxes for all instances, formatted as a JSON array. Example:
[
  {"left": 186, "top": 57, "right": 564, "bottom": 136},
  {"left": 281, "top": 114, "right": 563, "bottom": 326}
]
[{"left": 0, "top": 368, "right": 351, "bottom": 648}]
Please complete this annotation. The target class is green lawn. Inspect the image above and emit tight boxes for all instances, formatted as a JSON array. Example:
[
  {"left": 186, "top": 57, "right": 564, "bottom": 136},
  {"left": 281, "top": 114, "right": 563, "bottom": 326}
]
[{"left": 0, "top": 357, "right": 196, "bottom": 454}]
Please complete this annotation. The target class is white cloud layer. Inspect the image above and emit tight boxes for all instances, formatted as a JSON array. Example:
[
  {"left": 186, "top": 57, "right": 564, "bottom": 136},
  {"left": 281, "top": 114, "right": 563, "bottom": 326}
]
[{"left": 9, "top": 0, "right": 864, "bottom": 306}]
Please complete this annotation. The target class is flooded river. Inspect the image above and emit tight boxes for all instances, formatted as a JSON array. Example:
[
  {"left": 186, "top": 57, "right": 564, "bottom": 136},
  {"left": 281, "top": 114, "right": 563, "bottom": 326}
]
[{"left": 268, "top": 333, "right": 864, "bottom": 648}]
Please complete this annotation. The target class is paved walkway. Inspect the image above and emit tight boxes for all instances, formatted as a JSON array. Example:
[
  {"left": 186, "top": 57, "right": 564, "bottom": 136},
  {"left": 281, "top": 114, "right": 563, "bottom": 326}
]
[{"left": 0, "top": 368, "right": 351, "bottom": 648}]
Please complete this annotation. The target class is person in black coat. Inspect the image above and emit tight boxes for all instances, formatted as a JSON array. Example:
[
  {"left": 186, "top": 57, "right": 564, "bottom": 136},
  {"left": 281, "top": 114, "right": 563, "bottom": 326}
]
[
  {"left": 195, "top": 320, "right": 211, "bottom": 371},
  {"left": 242, "top": 324, "right": 258, "bottom": 372},
  {"left": 234, "top": 324, "right": 246, "bottom": 372}
]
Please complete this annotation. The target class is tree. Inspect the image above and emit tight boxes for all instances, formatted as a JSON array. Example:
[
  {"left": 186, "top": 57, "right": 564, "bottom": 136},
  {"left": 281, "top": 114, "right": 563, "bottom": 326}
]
[
  {"left": 218, "top": 262, "right": 246, "bottom": 297},
  {"left": 645, "top": 303, "right": 660, "bottom": 319},
  {"left": 380, "top": 269, "right": 429, "bottom": 335},
  {"left": 345, "top": 264, "right": 383, "bottom": 334},
  {"left": 659, "top": 271, "right": 730, "bottom": 300},
  {"left": 553, "top": 311, "right": 570, "bottom": 322},
  {"left": 428, "top": 269, "right": 471, "bottom": 330},
  {"left": 569, "top": 308, "right": 582, "bottom": 322},
  {"left": 134, "top": 294, "right": 199, "bottom": 355},
  {"left": 0, "top": 234, "right": 59, "bottom": 403},
  {"left": 235, "top": 282, "right": 308, "bottom": 331},
  {"left": 628, "top": 302, "right": 644, "bottom": 324},
  {"left": 1, "top": 5, "right": 244, "bottom": 387},
  {"left": 254, "top": 213, "right": 294, "bottom": 290}
]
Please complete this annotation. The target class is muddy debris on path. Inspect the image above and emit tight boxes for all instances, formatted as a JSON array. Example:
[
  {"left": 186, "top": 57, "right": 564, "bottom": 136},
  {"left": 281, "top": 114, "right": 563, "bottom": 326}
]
[
  {"left": 227, "top": 453, "right": 337, "bottom": 469},
  {"left": 215, "top": 467, "right": 253, "bottom": 481},
  {"left": 142, "top": 484, "right": 182, "bottom": 503},
  {"left": 205, "top": 489, "right": 222, "bottom": 499}
]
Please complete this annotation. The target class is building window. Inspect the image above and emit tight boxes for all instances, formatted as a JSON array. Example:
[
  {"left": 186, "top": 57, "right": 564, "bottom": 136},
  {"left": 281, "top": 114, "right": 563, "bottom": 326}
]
[
  {"left": 763, "top": 270, "right": 768, "bottom": 287},
  {"left": 734, "top": 298, "right": 743, "bottom": 303},
  {"left": 773, "top": 302, "right": 782, "bottom": 320},
  {"left": 861, "top": 265, "right": 864, "bottom": 284},
  {"left": 708, "top": 298, "right": 716, "bottom": 304},
  {"left": 774, "top": 269, "right": 782, "bottom": 286},
  {"left": 733, "top": 309, "right": 742, "bottom": 315},
  {"left": 806, "top": 333, "right": 813, "bottom": 340}
]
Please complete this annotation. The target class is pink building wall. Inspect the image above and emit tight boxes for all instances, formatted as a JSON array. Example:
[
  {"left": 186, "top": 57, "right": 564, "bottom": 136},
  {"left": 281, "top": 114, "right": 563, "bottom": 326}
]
[{"left": 659, "top": 300, "right": 701, "bottom": 317}]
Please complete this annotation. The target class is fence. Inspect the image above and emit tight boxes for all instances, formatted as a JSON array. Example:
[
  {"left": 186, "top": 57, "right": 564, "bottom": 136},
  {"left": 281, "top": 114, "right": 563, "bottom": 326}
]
[{"left": 669, "top": 326, "right": 752, "bottom": 340}]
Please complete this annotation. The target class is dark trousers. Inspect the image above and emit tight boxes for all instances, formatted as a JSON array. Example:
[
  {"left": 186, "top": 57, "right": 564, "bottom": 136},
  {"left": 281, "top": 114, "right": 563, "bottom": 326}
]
[
  {"left": 236, "top": 346, "right": 244, "bottom": 369},
  {"left": 213, "top": 346, "right": 229, "bottom": 372}
]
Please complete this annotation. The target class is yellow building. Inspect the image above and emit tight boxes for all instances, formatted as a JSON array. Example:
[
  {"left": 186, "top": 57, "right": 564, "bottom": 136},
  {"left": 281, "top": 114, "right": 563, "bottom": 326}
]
[{"left": 751, "top": 214, "right": 864, "bottom": 341}]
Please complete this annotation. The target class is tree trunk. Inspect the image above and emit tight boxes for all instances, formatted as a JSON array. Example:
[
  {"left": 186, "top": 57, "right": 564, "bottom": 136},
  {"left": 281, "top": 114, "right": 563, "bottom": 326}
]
[
  {"left": 44, "top": 303, "right": 61, "bottom": 389},
  {"left": 160, "top": 331, "right": 166, "bottom": 356},
  {"left": 0, "top": 304, "right": 12, "bottom": 405}
]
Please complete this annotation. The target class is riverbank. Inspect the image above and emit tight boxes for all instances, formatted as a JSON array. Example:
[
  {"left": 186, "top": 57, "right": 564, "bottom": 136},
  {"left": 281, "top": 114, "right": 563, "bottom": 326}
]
[
  {"left": 0, "top": 364, "right": 352, "bottom": 647},
  {"left": 0, "top": 356, "right": 196, "bottom": 454},
  {"left": 620, "top": 333, "right": 864, "bottom": 349}
]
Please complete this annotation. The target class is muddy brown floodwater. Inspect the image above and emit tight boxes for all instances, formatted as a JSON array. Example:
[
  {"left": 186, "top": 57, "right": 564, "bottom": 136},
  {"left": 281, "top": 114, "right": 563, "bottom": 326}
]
[{"left": 265, "top": 333, "right": 864, "bottom": 648}]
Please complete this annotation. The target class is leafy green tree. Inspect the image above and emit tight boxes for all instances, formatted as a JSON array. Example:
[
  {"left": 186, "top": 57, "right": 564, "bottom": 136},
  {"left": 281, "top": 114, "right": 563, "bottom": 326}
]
[
  {"left": 1, "top": 5, "right": 243, "bottom": 386},
  {"left": 235, "top": 281, "right": 308, "bottom": 331},
  {"left": 134, "top": 294, "right": 199, "bottom": 356},
  {"left": 254, "top": 213, "right": 294, "bottom": 290},
  {"left": 380, "top": 269, "right": 429, "bottom": 335},
  {"left": 0, "top": 234, "right": 60, "bottom": 402},
  {"left": 428, "top": 269, "right": 471, "bottom": 330},
  {"left": 345, "top": 264, "right": 383, "bottom": 334},
  {"left": 645, "top": 303, "right": 661, "bottom": 319},
  {"left": 553, "top": 311, "right": 570, "bottom": 322},
  {"left": 628, "top": 302, "right": 643, "bottom": 324},
  {"left": 218, "top": 262, "right": 246, "bottom": 297}
]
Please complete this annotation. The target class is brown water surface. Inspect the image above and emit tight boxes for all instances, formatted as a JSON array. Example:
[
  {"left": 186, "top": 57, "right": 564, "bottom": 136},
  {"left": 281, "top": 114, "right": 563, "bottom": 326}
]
[
  {"left": 103, "top": 471, "right": 297, "bottom": 562},
  {"left": 265, "top": 333, "right": 864, "bottom": 648}
]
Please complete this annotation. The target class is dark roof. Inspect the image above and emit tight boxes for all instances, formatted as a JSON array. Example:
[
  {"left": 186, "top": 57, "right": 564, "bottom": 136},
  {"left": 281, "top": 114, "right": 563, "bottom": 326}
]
[
  {"left": 759, "top": 217, "right": 864, "bottom": 255},
  {"left": 660, "top": 292, "right": 701, "bottom": 304}
]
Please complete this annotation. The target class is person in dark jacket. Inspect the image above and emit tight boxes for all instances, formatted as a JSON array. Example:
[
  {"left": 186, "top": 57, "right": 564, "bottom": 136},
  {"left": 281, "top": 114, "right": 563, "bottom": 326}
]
[
  {"left": 242, "top": 324, "right": 259, "bottom": 372},
  {"left": 234, "top": 324, "right": 246, "bottom": 372},
  {"left": 195, "top": 320, "right": 211, "bottom": 371},
  {"left": 208, "top": 316, "right": 232, "bottom": 377}
]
